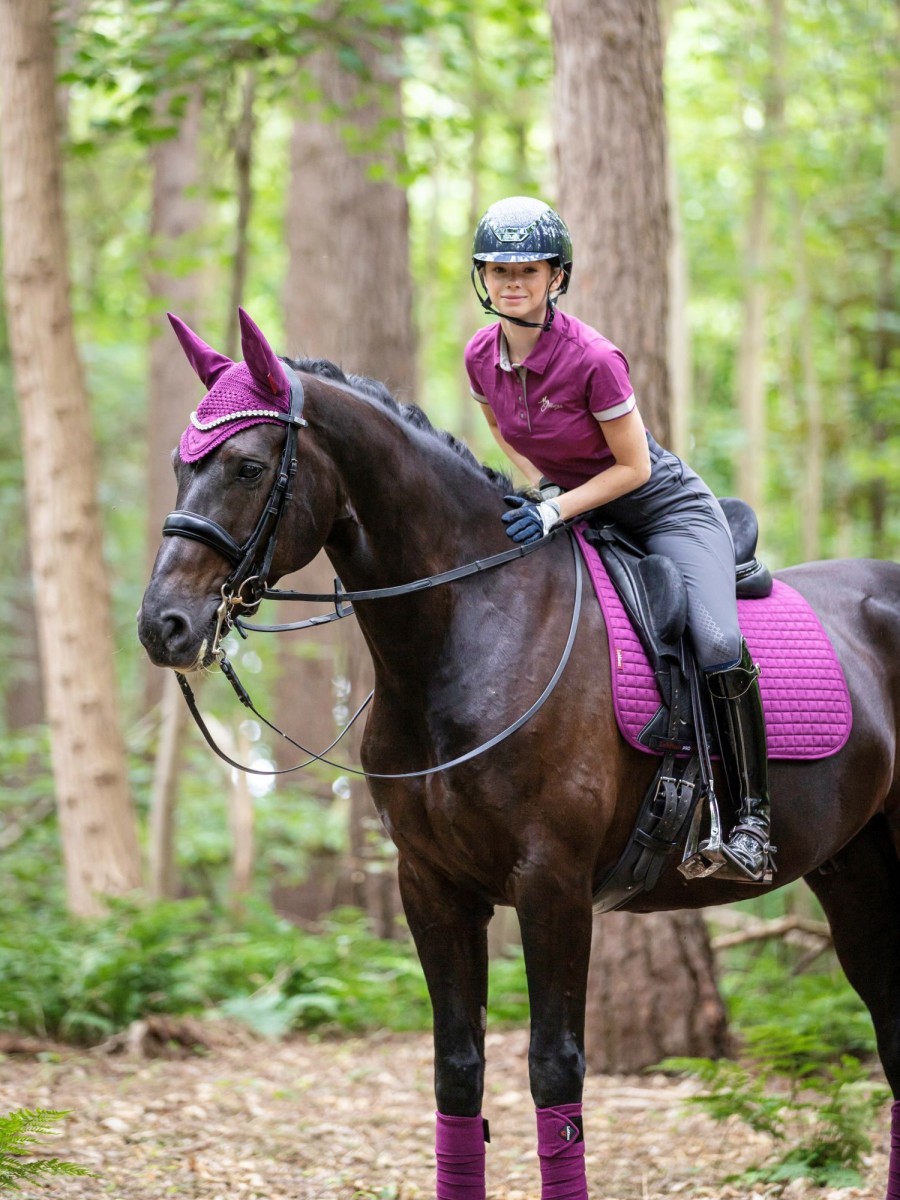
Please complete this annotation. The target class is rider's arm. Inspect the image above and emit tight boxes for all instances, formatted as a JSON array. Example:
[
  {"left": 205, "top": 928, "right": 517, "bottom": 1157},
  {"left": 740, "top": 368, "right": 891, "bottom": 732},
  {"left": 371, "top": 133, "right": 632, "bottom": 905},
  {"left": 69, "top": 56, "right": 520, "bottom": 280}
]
[
  {"left": 553, "top": 406, "right": 651, "bottom": 522},
  {"left": 480, "top": 402, "right": 543, "bottom": 487}
]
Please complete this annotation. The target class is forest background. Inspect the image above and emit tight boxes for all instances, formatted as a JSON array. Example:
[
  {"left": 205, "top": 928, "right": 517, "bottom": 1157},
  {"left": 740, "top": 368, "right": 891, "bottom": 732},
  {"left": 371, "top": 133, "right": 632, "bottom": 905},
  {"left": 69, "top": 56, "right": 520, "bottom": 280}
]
[{"left": 0, "top": 0, "right": 898, "bottom": 1076}]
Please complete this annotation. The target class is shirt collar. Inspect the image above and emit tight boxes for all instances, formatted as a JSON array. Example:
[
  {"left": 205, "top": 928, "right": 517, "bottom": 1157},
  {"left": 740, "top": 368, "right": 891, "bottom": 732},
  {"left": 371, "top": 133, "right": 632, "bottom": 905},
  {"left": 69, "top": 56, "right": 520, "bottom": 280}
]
[{"left": 494, "top": 309, "right": 564, "bottom": 376}]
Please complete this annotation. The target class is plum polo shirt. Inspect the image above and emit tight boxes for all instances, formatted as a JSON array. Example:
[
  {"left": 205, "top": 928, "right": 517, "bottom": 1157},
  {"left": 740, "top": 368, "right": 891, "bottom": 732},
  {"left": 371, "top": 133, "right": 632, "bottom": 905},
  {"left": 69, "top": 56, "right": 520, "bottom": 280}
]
[{"left": 465, "top": 309, "right": 636, "bottom": 492}]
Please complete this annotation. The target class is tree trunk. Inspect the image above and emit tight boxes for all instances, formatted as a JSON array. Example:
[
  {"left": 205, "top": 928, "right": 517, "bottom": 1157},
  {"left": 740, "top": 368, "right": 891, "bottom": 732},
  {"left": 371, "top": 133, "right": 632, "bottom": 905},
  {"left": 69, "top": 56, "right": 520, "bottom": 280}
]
[
  {"left": 552, "top": 0, "right": 670, "bottom": 441},
  {"left": 735, "top": 0, "right": 785, "bottom": 513},
  {"left": 145, "top": 88, "right": 206, "bottom": 896},
  {"left": 279, "top": 36, "right": 415, "bottom": 931},
  {"left": 224, "top": 69, "right": 256, "bottom": 361},
  {"left": 0, "top": 0, "right": 142, "bottom": 915},
  {"left": 284, "top": 39, "right": 416, "bottom": 392},
  {"left": 586, "top": 911, "right": 730, "bottom": 1073},
  {"left": 792, "top": 195, "right": 823, "bottom": 564},
  {"left": 551, "top": 0, "right": 728, "bottom": 1069}
]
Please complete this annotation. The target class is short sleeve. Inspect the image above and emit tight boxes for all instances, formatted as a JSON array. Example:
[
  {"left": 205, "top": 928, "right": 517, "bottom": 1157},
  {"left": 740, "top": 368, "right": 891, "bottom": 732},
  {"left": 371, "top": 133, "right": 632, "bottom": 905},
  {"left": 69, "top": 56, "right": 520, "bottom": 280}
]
[
  {"left": 586, "top": 345, "right": 634, "bottom": 420},
  {"left": 464, "top": 339, "right": 489, "bottom": 404}
]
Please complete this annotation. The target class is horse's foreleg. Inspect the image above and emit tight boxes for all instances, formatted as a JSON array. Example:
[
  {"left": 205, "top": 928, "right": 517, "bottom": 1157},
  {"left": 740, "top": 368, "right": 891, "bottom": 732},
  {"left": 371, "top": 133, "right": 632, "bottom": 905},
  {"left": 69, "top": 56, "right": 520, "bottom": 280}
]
[
  {"left": 399, "top": 857, "right": 492, "bottom": 1200},
  {"left": 517, "top": 870, "right": 594, "bottom": 1200},
  {"left": 804, "top": 816, "right": 900, "bottom": 1200}
]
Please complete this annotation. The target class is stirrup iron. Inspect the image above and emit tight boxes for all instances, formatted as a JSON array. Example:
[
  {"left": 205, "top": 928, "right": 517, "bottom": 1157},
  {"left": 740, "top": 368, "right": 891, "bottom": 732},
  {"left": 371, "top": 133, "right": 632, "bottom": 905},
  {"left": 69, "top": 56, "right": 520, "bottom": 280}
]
[{"left": 678, "top": 785, "right": 725, "bottom": 880}]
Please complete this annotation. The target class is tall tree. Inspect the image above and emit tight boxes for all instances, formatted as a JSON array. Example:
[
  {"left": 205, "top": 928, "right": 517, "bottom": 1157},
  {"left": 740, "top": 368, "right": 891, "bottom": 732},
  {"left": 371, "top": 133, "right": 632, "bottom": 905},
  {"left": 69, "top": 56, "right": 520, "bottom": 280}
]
[
  {"left": 734, "top": 0, "right": 785, "bottom": 514},
  {"left": 145, "top": 87, "right": 206, "bottom": 899},
  {"left": 284, "top": 39, "right": 416, "bottom": 390},
  {"left": 553, "top": 0, "right": 670, "bottom": 439},
  {"left": 551, "top": 0, "right": 729, "bottom": 1070},
  {"left": 0, "top": 0, "right": 142, "bottom": 915},
  {"left": 278, "top": 35, "right": 415, "bottom": 926}
]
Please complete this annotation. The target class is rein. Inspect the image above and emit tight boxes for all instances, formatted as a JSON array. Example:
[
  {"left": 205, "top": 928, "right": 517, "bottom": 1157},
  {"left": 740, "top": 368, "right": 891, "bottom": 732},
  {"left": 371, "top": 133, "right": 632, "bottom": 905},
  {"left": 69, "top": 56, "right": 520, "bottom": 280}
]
[
  {"left": 236, "top": 526, "right": 569, "bottom": 635},
  {"left": 160, "top": 368, "right": 583, "bottom": 778},
  {"left": 176, "top": 530, "right": 583, "bottom": 780}
]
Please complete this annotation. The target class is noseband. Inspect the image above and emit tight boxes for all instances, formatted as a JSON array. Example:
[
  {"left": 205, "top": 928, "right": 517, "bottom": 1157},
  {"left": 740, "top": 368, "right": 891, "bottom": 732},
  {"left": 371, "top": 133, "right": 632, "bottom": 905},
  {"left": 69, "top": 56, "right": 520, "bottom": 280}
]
[{"left": 161, "top": 366, "right": 308, "bottom": 651}]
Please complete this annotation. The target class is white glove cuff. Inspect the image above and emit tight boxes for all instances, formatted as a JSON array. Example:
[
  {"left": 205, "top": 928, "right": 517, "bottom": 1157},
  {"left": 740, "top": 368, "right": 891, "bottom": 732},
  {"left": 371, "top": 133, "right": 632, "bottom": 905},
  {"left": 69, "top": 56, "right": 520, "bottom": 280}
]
[{"left": 537, "top": 499, "right": 562, "bottom": 535}]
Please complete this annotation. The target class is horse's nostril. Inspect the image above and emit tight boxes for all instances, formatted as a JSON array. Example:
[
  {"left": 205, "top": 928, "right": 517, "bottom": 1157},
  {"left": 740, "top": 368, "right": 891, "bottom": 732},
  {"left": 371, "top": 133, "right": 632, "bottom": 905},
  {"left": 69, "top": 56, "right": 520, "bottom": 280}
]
[
  {"left": 138, "top": 601, "right": 206, "bottom": 670},
  {"left": 159, "top": 609, "right": 191, "bottom": 650}
]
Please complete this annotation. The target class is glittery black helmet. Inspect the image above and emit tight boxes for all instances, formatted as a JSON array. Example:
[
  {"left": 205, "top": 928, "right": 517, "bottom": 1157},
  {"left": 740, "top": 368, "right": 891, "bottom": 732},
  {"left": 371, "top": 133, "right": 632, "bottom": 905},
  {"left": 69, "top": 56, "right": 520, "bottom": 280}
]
[{"left": 472, "top": 196, "right": 573, "bottom": 294}]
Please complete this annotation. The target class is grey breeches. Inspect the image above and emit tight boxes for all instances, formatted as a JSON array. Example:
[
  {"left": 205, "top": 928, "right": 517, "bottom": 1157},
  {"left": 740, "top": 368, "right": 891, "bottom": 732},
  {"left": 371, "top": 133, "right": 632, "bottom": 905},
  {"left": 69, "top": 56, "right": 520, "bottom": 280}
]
[{"left": 592, "top": 436, "right": 742, "bottom": 671}]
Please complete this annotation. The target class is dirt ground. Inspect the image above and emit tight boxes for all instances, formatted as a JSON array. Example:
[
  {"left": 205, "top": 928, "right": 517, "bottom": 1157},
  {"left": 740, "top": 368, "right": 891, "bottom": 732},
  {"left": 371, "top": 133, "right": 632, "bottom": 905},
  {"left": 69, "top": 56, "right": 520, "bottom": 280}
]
[{"left": 0, "top": 1026, "right": 891, "bottom": 1199}]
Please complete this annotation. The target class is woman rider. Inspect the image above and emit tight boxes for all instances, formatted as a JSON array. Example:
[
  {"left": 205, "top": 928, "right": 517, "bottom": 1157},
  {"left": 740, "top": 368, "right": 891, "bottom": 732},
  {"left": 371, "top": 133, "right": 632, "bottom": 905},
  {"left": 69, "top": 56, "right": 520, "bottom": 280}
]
[{"left": 465, "top": 195, "right": 774, "bottom": 887}]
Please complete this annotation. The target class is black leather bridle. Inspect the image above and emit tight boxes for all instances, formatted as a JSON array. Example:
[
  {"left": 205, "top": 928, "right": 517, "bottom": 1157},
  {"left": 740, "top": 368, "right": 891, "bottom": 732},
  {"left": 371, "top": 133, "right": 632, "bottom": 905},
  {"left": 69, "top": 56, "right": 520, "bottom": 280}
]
[
  {"left": 161, "top": 364, "right": 309, "bottom": 651},
  {"left": 157, "top": 367, "right": 583, "bottom": 779}
]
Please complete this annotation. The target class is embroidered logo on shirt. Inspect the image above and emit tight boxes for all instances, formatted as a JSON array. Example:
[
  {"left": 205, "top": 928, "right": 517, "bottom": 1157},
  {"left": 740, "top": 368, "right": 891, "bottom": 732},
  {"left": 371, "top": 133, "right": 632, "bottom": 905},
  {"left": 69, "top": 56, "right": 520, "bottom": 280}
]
[{"left": 539, "top": 395, "right": 563, "bottom": 412}]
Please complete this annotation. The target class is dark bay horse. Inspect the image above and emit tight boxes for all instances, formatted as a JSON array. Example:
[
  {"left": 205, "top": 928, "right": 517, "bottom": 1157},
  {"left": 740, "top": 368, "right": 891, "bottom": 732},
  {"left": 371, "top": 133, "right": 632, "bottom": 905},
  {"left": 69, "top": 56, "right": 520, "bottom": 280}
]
[{"left": 138, "top": 311, "right": 900, "bottom": 1200}]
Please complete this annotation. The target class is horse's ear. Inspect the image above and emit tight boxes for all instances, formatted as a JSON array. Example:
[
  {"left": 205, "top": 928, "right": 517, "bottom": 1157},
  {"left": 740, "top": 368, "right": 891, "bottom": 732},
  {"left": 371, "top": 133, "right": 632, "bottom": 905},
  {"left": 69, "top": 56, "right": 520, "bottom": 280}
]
[
  {"left": 167, "top": 313, "right": 233, "bottom": 388},
  {"left": 238, "top": 307, "right": 289, "bottom": 399}
]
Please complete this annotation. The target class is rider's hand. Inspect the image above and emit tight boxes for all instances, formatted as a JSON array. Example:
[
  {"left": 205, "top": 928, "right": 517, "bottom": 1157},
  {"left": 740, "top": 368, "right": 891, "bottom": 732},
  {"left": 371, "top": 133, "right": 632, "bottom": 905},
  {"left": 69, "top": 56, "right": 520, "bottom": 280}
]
[{"left": 501, "top": 495, "right": 562, "bottom": 544}]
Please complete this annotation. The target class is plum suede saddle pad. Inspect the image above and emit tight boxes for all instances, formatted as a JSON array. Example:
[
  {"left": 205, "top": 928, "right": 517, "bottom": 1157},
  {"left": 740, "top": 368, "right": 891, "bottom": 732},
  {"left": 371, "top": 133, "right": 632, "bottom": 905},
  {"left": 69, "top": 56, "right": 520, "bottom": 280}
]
[{"left": 572, "top": 526, "right": 852, "bottom": 761}]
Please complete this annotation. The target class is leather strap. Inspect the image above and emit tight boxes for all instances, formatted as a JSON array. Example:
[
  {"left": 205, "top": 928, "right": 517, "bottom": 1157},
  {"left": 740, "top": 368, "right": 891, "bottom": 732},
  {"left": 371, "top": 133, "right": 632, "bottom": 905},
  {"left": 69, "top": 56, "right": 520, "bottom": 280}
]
[
  {"left": 162, "top": 510, "right": 243, "bottom": 565},
  {"left": 176, "top": 531, "right": 583, "bottom": 780}
]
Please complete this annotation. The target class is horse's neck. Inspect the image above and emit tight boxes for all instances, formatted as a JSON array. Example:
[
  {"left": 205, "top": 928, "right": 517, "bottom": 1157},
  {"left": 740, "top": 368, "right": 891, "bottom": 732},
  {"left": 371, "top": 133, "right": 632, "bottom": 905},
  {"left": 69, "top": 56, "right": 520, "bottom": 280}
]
[
  {"left": 312, "top": 390, "right": 515, "bottom": 677},
  {"left": 318, "top": 393, "right": 504, "bottom": 585}
]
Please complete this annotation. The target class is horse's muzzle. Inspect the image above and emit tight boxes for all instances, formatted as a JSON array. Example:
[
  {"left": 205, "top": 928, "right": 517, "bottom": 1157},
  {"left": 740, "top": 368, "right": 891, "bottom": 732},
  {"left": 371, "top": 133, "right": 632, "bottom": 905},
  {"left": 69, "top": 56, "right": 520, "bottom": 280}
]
[{"left": 137, "top": 598, "right": 219, "bottom": 671}]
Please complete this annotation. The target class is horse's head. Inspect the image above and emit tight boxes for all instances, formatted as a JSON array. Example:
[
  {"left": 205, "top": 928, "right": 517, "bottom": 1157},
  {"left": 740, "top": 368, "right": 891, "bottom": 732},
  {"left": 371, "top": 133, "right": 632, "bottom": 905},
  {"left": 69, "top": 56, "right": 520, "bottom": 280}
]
[{"left": 138, "top": 308, "right": 340, "bottom": 671}]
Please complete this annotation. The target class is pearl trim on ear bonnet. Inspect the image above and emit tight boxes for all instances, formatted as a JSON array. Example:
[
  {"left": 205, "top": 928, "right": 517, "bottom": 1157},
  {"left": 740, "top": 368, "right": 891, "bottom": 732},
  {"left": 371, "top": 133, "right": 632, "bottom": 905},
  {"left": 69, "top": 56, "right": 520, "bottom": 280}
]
[{"left": 169, "top": 308, "right": 293, "bottom": 463}]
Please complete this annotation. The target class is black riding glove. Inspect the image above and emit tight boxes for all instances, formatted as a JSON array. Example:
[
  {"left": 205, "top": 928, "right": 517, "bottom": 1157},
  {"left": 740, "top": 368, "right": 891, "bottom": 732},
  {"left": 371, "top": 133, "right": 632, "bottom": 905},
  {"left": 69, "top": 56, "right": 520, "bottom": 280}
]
[{"left": 501, "top": 495, "right": 562, "bottom": 544}]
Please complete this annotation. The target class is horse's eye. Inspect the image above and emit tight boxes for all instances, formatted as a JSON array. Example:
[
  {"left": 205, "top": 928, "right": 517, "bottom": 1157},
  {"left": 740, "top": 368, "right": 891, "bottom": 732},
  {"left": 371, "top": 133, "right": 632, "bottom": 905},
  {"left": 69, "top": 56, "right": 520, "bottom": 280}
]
[{"left": 237, "top": 462, "right": 264, "bottom": 481}]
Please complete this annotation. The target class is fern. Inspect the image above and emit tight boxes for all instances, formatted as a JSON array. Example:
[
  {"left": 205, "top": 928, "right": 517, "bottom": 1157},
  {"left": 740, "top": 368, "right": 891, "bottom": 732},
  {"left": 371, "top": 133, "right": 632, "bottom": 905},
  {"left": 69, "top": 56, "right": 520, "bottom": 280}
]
[
  {"left": 0, "top": 1108, "right": 95, "bottom": 1191},
  {"left": 659, "top": 1049, "right": 889, "bottom": 1188}
]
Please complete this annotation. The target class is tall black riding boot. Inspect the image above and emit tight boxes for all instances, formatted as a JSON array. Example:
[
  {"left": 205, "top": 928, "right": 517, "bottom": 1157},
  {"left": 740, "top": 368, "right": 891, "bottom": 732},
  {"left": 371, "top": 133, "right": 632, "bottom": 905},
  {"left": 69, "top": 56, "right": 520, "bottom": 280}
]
[{"left": 706, "top": 640, "right": 775, "bottom": 884}]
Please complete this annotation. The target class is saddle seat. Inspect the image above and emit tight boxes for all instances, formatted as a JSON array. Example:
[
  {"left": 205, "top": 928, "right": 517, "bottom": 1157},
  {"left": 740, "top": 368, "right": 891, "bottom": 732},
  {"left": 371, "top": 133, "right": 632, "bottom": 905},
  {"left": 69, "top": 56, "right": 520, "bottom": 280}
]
[{"left": 585, "top": 497, "right": 772, "bottom": 678}]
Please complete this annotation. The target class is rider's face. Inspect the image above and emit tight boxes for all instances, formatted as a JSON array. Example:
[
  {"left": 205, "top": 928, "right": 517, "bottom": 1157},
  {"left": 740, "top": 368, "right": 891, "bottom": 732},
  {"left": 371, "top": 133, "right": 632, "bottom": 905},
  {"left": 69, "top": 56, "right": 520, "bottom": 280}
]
[{"left": 480, "top": 260, "right": 563, "bottom": 324}]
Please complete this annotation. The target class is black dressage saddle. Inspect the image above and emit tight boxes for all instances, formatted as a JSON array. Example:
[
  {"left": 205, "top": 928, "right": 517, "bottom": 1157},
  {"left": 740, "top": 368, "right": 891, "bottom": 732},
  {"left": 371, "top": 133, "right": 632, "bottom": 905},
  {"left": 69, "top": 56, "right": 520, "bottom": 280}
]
[{"left": 577, "top": 497, "right": 773, "bottom": 911}]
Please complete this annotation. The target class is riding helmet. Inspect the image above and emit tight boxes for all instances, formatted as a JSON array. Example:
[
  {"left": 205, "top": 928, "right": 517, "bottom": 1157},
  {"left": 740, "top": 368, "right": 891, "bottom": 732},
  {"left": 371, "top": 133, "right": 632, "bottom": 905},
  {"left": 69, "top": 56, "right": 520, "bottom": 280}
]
[{"left": 472, "top": 196, "right": 573, "bottom": 293}]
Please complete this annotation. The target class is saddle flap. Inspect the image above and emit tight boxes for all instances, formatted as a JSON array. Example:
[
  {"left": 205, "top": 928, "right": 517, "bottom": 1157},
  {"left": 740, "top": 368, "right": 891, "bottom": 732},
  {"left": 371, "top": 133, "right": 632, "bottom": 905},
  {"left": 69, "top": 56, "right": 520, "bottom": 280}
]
[{"left": 597, "top": 540, "right": 688, "bottom": 669}]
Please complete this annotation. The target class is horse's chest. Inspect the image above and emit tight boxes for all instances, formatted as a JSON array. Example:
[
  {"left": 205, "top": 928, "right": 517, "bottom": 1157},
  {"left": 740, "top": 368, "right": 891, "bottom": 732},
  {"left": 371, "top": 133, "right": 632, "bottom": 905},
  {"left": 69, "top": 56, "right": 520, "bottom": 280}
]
[{"left": 373, "top": 772, "right": 514, "bottom": 887}]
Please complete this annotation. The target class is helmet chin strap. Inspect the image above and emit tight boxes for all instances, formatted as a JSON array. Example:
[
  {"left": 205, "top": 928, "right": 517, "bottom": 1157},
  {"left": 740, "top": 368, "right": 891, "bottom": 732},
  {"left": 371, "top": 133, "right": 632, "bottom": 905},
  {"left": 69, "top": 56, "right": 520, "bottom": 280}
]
[{"left": 469, "top": 266, "right": 557, "bottom": 331}]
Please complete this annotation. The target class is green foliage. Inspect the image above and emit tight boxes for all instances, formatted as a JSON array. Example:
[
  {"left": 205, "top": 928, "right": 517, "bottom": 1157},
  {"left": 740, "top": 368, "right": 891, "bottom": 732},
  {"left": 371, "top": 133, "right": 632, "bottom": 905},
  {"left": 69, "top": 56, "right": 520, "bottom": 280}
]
[
  {"left": 667, "top": 0, "right": 900, "bottom": 562},
  {"left": 0, "top": 899, "right": 529, "bottom": 1044},
  {"left": 62, "top": 0, "right": 435, "bottom": 149},
  {"left": 721, "top": 953, "right": 877, "bottom": 1062},
  {"left": 0, "top": 1109, "right": 95, "bottom": 1191},
  {"left": 662, "top": 1038, "right": 888, "bottom": 1188}
]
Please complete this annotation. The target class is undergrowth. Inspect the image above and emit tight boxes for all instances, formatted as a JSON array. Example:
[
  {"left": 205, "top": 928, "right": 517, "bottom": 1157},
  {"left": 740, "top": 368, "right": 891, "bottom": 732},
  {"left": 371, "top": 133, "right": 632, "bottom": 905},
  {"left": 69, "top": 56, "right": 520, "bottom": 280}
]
[
  {"left": 0, "top": 898, "right": 528, "bottom": 1043},
  {"left": 662, "top": 1028, "right": 889, "bottom": 1188}
]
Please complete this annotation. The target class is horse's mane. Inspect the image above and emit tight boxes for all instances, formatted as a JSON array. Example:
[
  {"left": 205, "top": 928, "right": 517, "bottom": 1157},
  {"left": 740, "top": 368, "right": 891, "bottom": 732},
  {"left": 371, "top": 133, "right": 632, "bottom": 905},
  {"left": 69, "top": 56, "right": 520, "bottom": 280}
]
[{"left": 285, "top": 355, "right": 513, "bottom": 494}]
